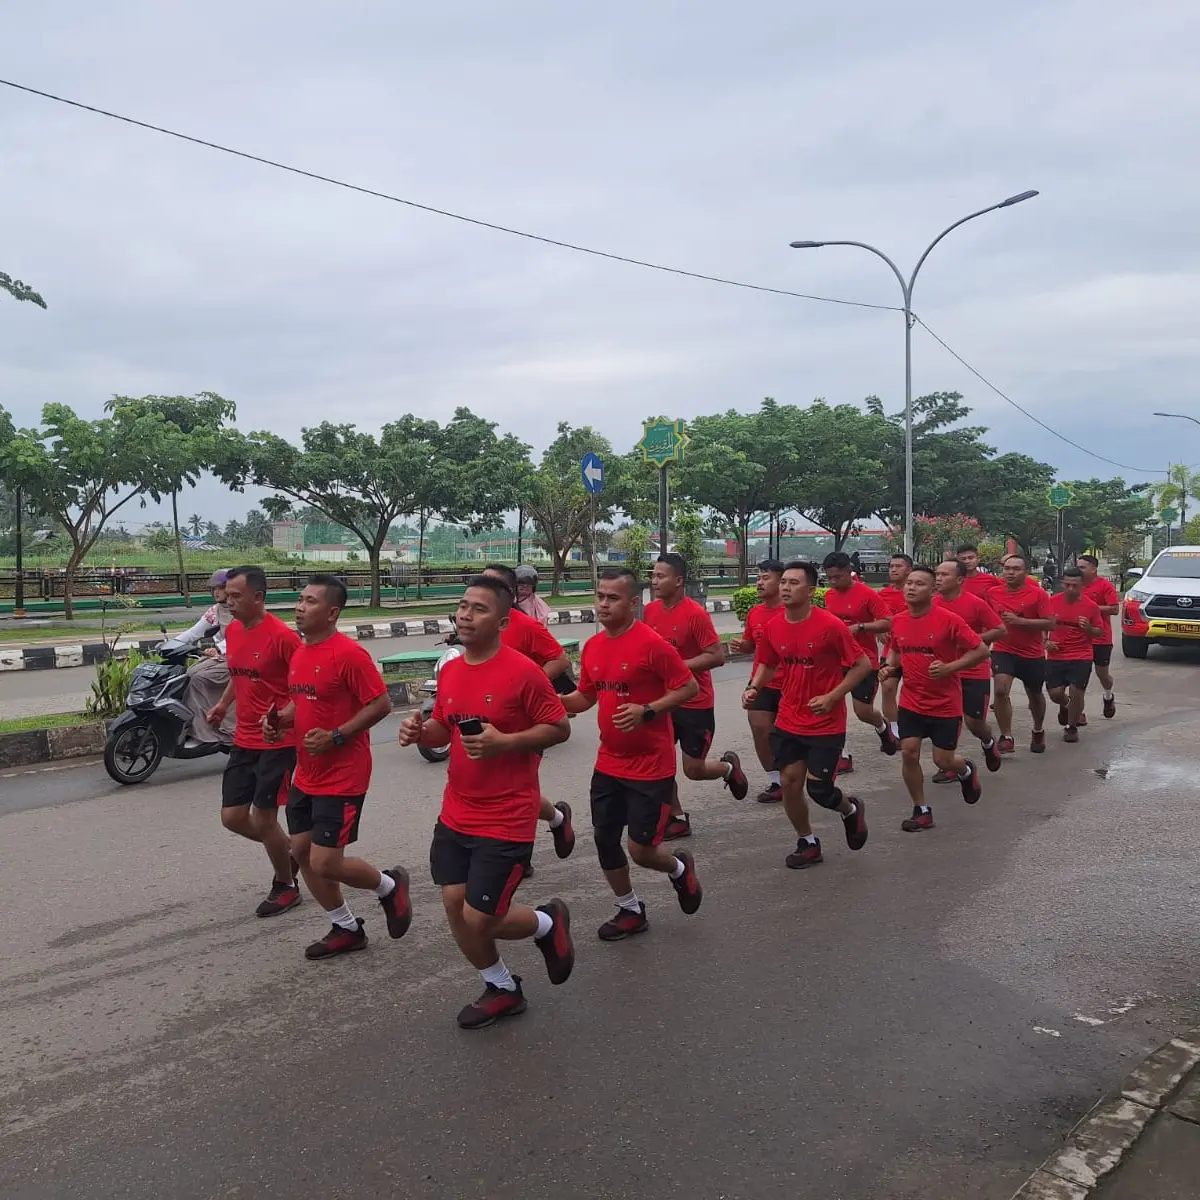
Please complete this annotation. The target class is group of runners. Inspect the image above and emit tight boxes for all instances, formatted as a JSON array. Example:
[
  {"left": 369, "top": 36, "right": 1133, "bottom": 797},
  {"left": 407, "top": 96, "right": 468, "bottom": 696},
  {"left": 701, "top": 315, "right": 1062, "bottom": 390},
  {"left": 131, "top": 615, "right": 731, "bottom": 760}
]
[{"left": 203, "top": 544, "right": 1119, "bottom": 1030}]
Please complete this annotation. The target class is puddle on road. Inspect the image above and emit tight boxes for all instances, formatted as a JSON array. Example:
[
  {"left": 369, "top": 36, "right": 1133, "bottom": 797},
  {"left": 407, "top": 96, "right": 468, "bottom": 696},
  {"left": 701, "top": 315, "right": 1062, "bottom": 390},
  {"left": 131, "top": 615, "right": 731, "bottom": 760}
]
[{"left": 1089, "top": 753, "right": 1199, "bottom": 788}]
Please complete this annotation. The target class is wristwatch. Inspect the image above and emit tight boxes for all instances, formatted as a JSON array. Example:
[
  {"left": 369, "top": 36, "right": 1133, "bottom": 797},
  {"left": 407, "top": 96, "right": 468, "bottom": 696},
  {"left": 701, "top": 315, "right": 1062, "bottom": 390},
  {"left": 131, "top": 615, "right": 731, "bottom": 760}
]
[
  {"left": 641, "top": 706, "right": 657, "bottom": 723},
  {"left": 331, "top": 728, "right": 346, "bottom": 747}
]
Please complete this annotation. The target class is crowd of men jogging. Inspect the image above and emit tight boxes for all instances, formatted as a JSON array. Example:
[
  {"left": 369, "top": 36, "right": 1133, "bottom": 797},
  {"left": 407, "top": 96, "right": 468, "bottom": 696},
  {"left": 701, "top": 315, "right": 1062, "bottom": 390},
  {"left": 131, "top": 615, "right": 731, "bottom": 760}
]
[{"left": 202, "top": 542, "right": 1121, "bottom": 1030}]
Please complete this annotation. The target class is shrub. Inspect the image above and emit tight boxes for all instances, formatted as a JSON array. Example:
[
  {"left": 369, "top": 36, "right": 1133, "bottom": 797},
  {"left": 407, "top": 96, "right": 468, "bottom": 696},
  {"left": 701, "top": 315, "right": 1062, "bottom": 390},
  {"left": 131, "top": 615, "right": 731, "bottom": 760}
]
[
  {"left": 86, "top": 647, "right": 155, "bottom": 718},
  {"left": 731, "top": 585, "right": 826, "bottom": 621}
]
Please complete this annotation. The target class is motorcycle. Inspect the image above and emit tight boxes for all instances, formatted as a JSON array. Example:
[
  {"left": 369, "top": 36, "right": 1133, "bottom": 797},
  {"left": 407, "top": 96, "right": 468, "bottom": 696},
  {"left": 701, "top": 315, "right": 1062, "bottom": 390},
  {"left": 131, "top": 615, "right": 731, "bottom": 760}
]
[
  {"left": 103, "top": 626, "right": 229, "bottom": 785},
  {"left": 418, "top": 622, "right": 464, "bottom": 764}
]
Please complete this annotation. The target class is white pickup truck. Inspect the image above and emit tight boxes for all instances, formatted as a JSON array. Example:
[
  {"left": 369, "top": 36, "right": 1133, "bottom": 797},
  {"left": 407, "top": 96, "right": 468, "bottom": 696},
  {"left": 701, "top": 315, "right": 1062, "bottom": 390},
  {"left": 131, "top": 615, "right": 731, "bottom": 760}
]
[{"left": 1120, "top": 545, "right": 1200, "bottom": 658}]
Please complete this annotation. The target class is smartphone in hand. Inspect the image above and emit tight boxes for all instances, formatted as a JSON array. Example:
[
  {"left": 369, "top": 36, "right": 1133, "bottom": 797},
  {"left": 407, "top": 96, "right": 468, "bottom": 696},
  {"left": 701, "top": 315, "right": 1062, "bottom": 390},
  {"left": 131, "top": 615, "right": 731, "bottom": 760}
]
[
  {"left": 266, "top": 702, "right": 280, "bottom": 730},
  {"left": 457, "top": 717, "right": 484, "bottom": 736}
]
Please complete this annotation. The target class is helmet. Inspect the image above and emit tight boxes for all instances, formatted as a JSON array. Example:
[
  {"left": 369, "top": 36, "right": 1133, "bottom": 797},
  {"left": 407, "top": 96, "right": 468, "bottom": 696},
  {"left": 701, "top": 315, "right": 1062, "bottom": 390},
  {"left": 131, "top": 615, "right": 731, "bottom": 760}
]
[
  {"left": 514, "top": 565, "right": 539, "bottom": 586},
  {"left": 209, "top": 569, "right": 229, "bottom": 589}
]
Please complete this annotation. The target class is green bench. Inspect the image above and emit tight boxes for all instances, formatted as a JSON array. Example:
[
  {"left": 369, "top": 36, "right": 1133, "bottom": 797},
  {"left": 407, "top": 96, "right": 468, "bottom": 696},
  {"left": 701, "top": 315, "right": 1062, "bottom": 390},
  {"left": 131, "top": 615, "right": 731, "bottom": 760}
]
[{"left": 380, "top": 639, "right": 580, "bottom": 676}]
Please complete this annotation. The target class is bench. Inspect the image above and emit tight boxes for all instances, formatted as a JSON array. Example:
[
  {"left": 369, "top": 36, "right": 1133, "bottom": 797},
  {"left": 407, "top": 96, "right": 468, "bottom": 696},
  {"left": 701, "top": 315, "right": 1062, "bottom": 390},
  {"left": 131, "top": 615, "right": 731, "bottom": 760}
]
[{"left": 380, "top": 639, "right": 581, "bottom": 675}]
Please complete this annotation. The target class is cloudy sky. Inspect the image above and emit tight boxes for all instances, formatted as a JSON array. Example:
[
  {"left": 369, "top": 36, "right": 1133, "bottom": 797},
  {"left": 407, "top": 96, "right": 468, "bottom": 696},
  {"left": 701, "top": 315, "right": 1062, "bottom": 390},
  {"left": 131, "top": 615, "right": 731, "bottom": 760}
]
[{"left": 3, "top": 0, "right": 1199, "bottom": 525}]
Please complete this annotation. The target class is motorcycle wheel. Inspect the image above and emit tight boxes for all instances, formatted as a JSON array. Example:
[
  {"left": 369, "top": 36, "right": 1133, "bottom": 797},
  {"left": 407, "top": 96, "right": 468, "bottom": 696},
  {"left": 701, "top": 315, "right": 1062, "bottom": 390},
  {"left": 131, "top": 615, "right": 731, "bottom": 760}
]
[
  {"left": 104, "top": 722, "right": 164, "bottom": 784},
  {"left": 418, "top": 742, "right": 450, "bottom": 764}
]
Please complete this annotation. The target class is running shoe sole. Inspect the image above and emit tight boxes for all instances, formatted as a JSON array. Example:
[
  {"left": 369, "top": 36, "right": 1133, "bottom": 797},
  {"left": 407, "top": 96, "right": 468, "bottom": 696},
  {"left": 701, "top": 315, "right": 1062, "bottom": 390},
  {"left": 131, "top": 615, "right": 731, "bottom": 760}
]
[
  {"left": 380, "top": 866, "right": 412, "bottom": 939},
  {"left": 535, "top": 898, "right": 574, "bottom": 985},
  {"left": 721, "top": 752, "right": 749, "bottom": 801},
  {"left": 551, "top": 801, "right": 575, "bottom": 859},
  {"left": 842, "top": 798, "right": 868, "bottom": 850}
]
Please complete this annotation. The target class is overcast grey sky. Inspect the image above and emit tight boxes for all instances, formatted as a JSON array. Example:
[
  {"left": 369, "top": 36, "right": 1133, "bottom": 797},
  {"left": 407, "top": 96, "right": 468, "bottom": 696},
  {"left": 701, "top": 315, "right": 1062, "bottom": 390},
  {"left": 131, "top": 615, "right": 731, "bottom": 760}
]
[{"left": 3, "top": 0, "right": 1199, "bottom": 525}]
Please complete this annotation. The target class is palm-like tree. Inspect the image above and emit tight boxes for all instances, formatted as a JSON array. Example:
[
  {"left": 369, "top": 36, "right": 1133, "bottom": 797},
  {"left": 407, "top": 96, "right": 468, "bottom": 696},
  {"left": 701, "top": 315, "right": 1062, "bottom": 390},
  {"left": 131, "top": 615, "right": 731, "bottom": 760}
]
[
  {"left": 187, "top": 513, "right": 204, "bottom": 537},
  {"left": 1149, "top": 464, "right": 1200, "bottom": 527}
]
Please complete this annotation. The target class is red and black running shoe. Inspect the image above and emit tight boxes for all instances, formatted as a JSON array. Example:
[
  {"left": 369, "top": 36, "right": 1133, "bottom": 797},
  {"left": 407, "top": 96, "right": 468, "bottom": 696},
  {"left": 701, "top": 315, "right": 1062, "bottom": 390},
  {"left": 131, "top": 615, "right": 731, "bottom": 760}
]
[
  {"left": 997, "top": 735, "right": 1016, "bottom": 754},
  {"left": 877, "top": 725, "right": 899, "bottom": 756},
  {"left": 958, "top": 760, "right": 981, "bottom": 804},
  {"left": 670, "top": 850, "right": 703, "bottom": 914},
  {"left": 379, "top": 866, "right": 412, "bottom": 939},
  {"left": 457, "top": 977, "right": 527, "bottom": 1030},
  {"left": 837, "top": 754, "right": 855, "bottom": 775},
  {"left": 534, "top": 899, "right": 575, "bottom": 985},
  {"left": 1030, "top": 729, "right": 1047, "bottom": 754},
  {"left": 598, "top": 903, "right": 648, "bottom": 941},
  {"left": 256, "top": 878, "right": 301, "bottom": 918},
  {"left": 982, "top": 740, "right": 1003, "bottom": 772},
  {"left": 785, "top": 838, "right": 823, "bottom": 869},
  {"left": 1103, "top": 695, "right": 1116, "bottom": 719},
  {"left": 305, "top": 918, "right": 367, "bottom": 960},
  {"left": 841, "top": 798, "right": 868, "bottom": 850},
  {"left": 901, "top": 806, "right": 934, "bottom": 832},
  {"left": 549, "top": 801, "right": 575, "bottom": 859},
  {"left": 932, "top": 768, "right": 956, "bottom": 785},
  {"left": 756, "top": 782, "right": 783, "bottom": 804},
  {"left": 663, "top": 813, "right": 692, "bottom": 841},
  {"left": 1077, "top": 713, "right": 1088, "bottom": 726},
  {"left": 721, "top": 751, "right": 749, "bottom": 800}
]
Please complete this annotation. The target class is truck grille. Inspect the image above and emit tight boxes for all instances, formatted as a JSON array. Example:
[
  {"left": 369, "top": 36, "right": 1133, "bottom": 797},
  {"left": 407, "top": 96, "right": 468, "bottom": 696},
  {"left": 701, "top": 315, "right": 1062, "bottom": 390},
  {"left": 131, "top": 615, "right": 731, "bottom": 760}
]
[{"left": 1144, "top": 595, "right": 1200, "bottom": 619}]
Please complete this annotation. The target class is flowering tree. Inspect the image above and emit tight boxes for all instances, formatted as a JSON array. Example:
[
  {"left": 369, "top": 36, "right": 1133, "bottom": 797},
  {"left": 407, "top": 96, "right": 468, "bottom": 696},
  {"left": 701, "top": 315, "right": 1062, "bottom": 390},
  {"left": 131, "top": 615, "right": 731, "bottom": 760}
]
[{"left": 887, "top": 514, "right": 983, "bottom": 565}]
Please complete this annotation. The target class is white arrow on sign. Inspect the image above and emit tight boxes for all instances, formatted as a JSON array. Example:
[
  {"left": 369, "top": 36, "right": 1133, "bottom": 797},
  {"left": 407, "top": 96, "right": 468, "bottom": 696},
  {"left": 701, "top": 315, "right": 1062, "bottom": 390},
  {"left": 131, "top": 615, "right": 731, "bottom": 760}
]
[{"left": 584, "top": 461, "right": 602, "bottom": 486}]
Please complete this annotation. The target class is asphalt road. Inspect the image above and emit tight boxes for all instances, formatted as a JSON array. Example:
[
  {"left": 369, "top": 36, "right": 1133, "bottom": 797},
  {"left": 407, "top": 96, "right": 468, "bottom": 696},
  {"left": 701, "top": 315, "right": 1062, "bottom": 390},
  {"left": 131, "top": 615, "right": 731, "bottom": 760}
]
[{"left": 3, "top": 647, "right": 1200, "bottom": 1200}]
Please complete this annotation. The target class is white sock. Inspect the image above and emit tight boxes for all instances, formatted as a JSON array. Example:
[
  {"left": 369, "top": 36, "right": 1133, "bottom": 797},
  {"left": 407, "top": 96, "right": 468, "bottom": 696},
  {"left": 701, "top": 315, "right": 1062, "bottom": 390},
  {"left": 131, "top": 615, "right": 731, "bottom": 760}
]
[
  {"left": 767, "top": 770, "right": 781, "bottom": 785},
  {"left": 843, "top": 801, "right": 857, "bottom": 819},
  {"left": 481, "top": 959, "right": 516, "bottom": 992},
  {"left": 917, "top": 805, "right": 931, "bottom": 814},
  {"left": 327, "top": 902, "right": 357, "bottom": 931},
  {"left": 548, "top": 806, "right": 564, "bottom": 829},
  {"left": 534, "top": 909, "right": 554, "bottom": 940},
  {"left": 373, "top": 872, "right": 396, "bottom": 898},
  {"left": 875, "top": 719, "right": 888, "bottom": 733},
  {"left": 889, "top": 721, "right": 899, "bottom": 737},
  {"left": 616, "top": 891, "right": 642, "bottom": 912},
  {"left": 981, "top": 737, "right": 995, "bottom": 749},
  {"left": 801, "top": 834, "right": 818, "bottom": 845},
  {"left": 722, "top": 760, "right": 733, "bottom": 778},
  {"left": 1104, "top": 690, "right": 1114, "bottom": 700},
  {"left": 669, "top": 857, "right": 686, "bottom": 880},
  {"left": 959, "top": 762, "right": 972, "bottom": 779}
]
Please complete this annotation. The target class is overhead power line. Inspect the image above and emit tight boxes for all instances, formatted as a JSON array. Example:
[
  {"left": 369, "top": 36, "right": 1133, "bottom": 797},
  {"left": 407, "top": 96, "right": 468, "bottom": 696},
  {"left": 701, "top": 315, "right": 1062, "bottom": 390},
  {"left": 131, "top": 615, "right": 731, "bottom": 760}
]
[{"left": 0, "top": 77, "right": 900, "bottom": 313}]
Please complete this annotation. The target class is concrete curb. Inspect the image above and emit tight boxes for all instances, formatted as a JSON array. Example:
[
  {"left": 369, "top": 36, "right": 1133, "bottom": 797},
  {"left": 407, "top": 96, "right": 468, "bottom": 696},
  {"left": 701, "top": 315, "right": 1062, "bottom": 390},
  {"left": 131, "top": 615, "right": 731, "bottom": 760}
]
[
  {"left": 1011, "top": 1029, "right": 1200, "bottom": 1198},
  {"left": 0, "top": 680, "right": 418, "bottom": 769}
]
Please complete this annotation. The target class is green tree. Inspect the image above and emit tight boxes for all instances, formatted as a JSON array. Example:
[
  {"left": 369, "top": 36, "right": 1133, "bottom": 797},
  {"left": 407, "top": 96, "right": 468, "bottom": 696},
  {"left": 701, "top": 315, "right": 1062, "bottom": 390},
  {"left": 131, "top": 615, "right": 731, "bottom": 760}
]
[
  {"left": 186, "top": 513, "right": 204, "bottom": 537},
  {"left": 672, "top": 507, "right": 705, "bottom": 581},
  {"left": 0, "top": 402, "right": 177, "bottom": 617},
  {"left": 1060, "top": 478, "right": 1154, "bottom": 554},
  {"left": 617, "top": 524, "right": 651, "bottom": 574},
  {"left": 203, "top": 520, "right": 221, "bottom": 542},
  {"left": 243, "top": 508, "right": 274, "bottom": 548},
  {"left": 1148, "top": 464, "right": 1200, "bottom": 528},
  {"left": 1, "top": 271, "right": 46, "bottom": 308}
]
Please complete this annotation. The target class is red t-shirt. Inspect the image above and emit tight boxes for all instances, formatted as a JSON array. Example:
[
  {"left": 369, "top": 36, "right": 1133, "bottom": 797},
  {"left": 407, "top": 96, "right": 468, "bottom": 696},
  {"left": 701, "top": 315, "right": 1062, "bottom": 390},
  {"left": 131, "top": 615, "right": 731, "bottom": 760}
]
[
  {"left": 877, "top": 583, "right": 908, "bottom": 655},
  {"left": 991, "top": 582, "right": 1053, "bottom": 659},
  {"left": 962, "top": 572, "right": 1001, "bottom": 600},
  {"left": 891, "top": 606, "right": 983, "bottom": 718},
  {"left": 1047, "top": 594, "right": 1104, "bottom": 661},
  {"left": 934, "top": 591, "right": 1003, "bottom": 681},
  {"left": 757, "top": 606, "right": 863, "bottom": 738},
  {"left": 432, "top": 645, "right": 567, "bottom": 842},
  {"left": 288, "top": 633, "right": 388, "bottom": 796},
  {"left": 823, "top": 581, "right": 889, "bottom": 667},
  {"left": 578, "top": 621, "right": 694, "bottom": 780},
  {"left": 225, "top": 613, "right": 302, "bottom": 749},
  {"left": 502, "top": 606, "right": 564, "bottom": 668},
  {"left": 741, "top": 601, "right": 784, "bottom": 686},
  {"left": 642, "top": 596, "right": 720, "bottom": 710},
  {"left": 1083, "top": 577, "right": 1119, "bottom": 646}
]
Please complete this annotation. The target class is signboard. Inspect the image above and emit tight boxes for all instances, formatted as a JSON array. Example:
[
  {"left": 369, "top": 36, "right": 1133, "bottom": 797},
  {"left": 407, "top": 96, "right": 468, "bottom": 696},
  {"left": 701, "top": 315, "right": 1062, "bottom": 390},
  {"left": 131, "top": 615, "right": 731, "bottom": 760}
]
[
  {"left": 637, "top": 418, "right": 689, "bottom": 468},
  {"left": 1160, "top": 506, "right": 1178, "bottom": 525},
  {"left": 1048, "top": 484, "right": 1074, "bottom": 510},
  {"left": 580, "top": 452, "right": 604, "bottom": 495}
]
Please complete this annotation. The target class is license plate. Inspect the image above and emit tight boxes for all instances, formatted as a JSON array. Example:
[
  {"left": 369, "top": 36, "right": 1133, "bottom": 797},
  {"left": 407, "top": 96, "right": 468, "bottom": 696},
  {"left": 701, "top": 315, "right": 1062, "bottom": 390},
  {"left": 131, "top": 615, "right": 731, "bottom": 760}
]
[{"left": 1151, "top": 621, "right": 1200, "bottom": 636}]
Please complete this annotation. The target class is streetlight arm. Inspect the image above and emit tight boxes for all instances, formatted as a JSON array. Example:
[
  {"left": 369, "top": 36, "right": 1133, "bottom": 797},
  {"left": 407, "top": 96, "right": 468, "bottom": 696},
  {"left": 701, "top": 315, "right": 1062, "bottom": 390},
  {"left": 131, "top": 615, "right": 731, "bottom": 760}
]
[
  {"left": 909, "top": 201, "right": 1015, "bottom": 295},
  {"left": 1153, "top": 411, "right": 1200, "bottom": 428},
  {"left": 797, "top": 240, "right": 911, "bottom": 305}
]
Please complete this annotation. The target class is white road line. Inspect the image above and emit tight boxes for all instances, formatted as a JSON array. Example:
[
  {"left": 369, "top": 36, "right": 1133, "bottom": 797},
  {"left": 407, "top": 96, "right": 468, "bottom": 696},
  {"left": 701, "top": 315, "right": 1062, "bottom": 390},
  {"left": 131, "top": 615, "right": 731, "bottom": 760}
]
[{"left": 1033, "top": 1027, "right": 1063, "bottom": 1038}]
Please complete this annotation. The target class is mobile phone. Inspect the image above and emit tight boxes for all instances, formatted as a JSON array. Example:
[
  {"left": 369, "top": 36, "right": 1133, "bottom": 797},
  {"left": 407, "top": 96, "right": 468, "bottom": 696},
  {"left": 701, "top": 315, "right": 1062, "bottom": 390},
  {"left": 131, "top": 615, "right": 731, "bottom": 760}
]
[
  {"left": 457, "top": 717, "right": 484, "bottom": 736},
  {"left": 265, "top": 703, "right": 279, "bottom": 729}
]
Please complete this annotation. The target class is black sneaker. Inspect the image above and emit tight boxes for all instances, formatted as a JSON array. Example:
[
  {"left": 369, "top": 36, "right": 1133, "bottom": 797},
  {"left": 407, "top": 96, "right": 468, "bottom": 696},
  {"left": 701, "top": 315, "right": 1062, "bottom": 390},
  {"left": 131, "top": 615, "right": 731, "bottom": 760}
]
[
  {"left": 721, "top": 752, "right": 749, "bottom": 800},
  {"left": 958, "top": 760, "right": 981, "bottom": 804},
  {"left": 663, "top": 813, "right": 691, "bottom": 840},
  {"left": 1103, "top": 694, "right": 1116, "bottom": 719},
  {"left": 457, "top": 977, "right": 526, "bottom": 1029},
  {"left": 901, "top": 807, "right": 934, "bottom": 832},
  {"left": 670, "top": 851, "right": 702, "bottom": 915},
  {"left": 305, "top": 918, "right": 367, "bottom": 960},
  {"left": 1030, "top": 729, "right": 1046, "bottom": 754},
  {"left": 877, "top": 725, "right": 899, "bottom": 756},
  {"left": 378, "top": 866, "right": 412, "bottom": 939},
  {"left": 841, "top": 798, "right": 868, "bottom": 850},
  {"left": 756, "top": 782, "right": 783, "bottom": 804},
  {"left": 534, "top": 899, "right": 574, "bottom": 984},
  {"left": 256, "top": 878, "right": 301, "bottom": 918},
  {"left": 982, "top": 740, "right": 1002, "bottom": 772},
  {"left": 549, "top": 801, "right": 575, "bottom": 859},
  {"left": 785, "top": 838, "right": 823, "bottom": 869},
  {"left": 598, "top": 903, "right": 649, "bottom": 941},
  {"left": 1064, "top": 726, "right": 1080, "bottom": 743},
  {"left": 1057, "top": 703, "right": 1070, "bottom": 727}
]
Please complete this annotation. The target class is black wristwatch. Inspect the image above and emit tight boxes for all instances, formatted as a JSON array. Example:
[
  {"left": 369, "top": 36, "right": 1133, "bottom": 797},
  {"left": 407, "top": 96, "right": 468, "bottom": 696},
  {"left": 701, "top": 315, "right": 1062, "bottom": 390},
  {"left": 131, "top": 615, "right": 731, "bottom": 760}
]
[
  {"left": 642, "top": 706, "right": 657, "bottom": 723},
  {"left": 331, "top": 728, "right": 346, "bottom": 747}
]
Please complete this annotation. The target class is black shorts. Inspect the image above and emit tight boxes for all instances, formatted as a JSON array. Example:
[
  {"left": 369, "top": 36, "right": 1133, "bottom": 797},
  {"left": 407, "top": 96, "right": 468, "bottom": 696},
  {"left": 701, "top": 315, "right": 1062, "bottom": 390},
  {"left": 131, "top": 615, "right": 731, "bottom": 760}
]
[
  {"left": 429, "top": 820, "right": 532, "bottom": 916},
  {"left": 221, "top": 746, "right": 295, "bottom": 809},
  {"left": 991, "top": 651, "right": 1047, "bottom": 689},
  {"left": 286, "top": 787, "right": 365, "bottom": 848},
  {"left": 897, "top": 707, "right": 962, "bottom": 751},
  {"left": 590, "top": 771, "right": 674, "bottom": 847},
  {"left": 1047, "top": 660, "right": 1093, "bottom": 691},
  {"left": 849, "top": 669, "right": 879, "bottom": 706},
  {"left": 1093, "top": 644, "right": 1113, "bottom": 668},
  {"left": 961, "top": 678, "right": 991, "bottom": 721},
  {"left": 768, "top": 729, "right": 843, "bottom": 779},
  {"left": 671, "top": 707, "right": 715, "bottom": 760},
  {"left": 746, "top": 685, "right": 780, "bottom": 714}
]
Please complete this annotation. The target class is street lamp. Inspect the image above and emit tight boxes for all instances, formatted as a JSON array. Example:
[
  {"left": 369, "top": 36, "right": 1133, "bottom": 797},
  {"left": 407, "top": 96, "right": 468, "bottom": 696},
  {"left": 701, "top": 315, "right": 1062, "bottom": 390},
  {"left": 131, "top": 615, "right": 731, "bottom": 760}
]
[
  {"left": 790, "top": 189, "right": 1040, "bottom": 558},
  {"left": 1153, "top": 411, "right": 1200, "bottom": 428}
]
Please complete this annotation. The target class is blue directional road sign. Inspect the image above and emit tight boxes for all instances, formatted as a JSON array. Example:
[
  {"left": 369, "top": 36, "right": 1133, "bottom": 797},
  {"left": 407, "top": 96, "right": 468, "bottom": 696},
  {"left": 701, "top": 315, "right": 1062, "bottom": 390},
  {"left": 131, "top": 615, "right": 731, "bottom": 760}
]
[{"left": 580, "top": 452, "right": 605, "bottom": 494}]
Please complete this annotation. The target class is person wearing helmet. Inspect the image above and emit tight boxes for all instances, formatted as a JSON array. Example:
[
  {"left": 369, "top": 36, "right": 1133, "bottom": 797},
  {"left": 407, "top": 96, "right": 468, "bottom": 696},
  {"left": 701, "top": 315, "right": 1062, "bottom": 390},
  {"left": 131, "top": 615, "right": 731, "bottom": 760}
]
[
  {"left": 515, "top": 564, "right": 552, "bottom": 626},
  {"left": 181, "top": 569, "right": 236, "bottom": 746}
]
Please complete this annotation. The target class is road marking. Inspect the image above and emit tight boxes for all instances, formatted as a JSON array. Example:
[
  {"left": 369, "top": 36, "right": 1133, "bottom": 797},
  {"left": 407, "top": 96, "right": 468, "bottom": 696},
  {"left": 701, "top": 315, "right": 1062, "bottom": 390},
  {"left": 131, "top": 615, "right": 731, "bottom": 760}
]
[
  {"left": 1074, "top": 1014, "right": 1106, "bottom": 1026},
  {"left": 0, "top": 758, "right": 98, "bottom": 779},
  {"left": 1033, "top": 1027, "right": 1062, "bottom": 1038}
]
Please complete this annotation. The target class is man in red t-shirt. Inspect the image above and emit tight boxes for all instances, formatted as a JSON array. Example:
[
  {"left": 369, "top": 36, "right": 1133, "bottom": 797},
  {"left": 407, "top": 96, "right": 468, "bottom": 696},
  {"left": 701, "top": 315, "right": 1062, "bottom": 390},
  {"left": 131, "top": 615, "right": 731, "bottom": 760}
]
[
  {"left": 744, "top": 560, "right": 872, "bottom": 870},
  {"left": 399, "top": 575, "right": 575, "bottom": 1030},
  {"left": 876, "top": 553, "right": 913, "bottom": 745},
  {"left": 644, "top": 554, "right": 749, "bottom": 840},
  {"left": 1046, "top": 567, "right": 1106, "bottom": 743},
  {"left": 206, "top": 566, "right": 303, "bottom": 918},
  {"left": 728, "top": 558, "right": 785, "bottom": 803},
  {"left": 821, "top": 552, "right": 900, "bottom": 773},
  {"left": 562, "top": 567, "right": 703, "bottom": 942},
  {"left": 266, "top": 576, "right": 411, "bottom": 961},
  {"left": 990, "top": 555, "right": 1056, "bottom": 755},
  {"left": 1079, "top": 554, "right": 1120, "bottom": 720},
  {"left": 881, "top": 566, "right": 989, "bottom": 831},
  {"left": 957, "top": 544, "right": 1002, "bottom": 601},
  {"left": 931, "top": 560, "right": 1006, "bottom": 780}
]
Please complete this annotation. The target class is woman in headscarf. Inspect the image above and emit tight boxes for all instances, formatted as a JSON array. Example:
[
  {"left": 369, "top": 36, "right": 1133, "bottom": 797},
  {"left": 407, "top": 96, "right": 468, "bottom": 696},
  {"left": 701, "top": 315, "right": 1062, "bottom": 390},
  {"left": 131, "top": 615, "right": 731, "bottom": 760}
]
[
  {"left": 182, "top": 570, "right": 236, "bottom": 745},
  {"left": 514, "top": 564, "right": 552, "bottom": 626}
]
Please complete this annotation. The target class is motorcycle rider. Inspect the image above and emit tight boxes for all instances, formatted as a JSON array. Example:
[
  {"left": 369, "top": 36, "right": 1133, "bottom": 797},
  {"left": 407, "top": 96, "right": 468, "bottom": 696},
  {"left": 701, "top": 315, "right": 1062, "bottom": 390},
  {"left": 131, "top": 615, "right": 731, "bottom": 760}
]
[
  {"left": 181, "top": 570, "right": 236, "bottom": 747},
  {"left": 515, "top": 564, "right": 552, "bottom": 626}
]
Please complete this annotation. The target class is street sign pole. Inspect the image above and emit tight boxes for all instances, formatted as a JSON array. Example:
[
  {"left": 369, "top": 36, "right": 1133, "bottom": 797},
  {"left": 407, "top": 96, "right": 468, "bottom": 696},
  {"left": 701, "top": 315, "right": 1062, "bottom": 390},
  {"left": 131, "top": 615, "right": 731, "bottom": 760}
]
[
  {"left": 636, "top": 418, "right": 689, "bottom": 564},
  {"left": 1048, "top": 483, "right": 1075, "bottom": 583},
  {"left": 658, "top": 465, "right": 669, "bottom": 557},
  {"left": 516, "top": 504, "right": 524, "bottom": 565},
  {"left": 590, "top": 493, "right": 599, "bottom": 601},
  {"left": 13, "top": 486, "right": 25, "bottom": 618}
]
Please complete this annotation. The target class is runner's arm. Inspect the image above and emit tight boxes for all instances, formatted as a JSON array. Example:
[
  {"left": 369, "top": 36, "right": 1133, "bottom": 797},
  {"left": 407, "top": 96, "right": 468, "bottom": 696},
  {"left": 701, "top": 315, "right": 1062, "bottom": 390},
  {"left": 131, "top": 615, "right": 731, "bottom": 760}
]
[
  {"left": 647, "top": 676, "right": 699, "bottom": 717},
  {"left": 686, "top": 641, "right": 725, "bottom": 672},
  {"left": 747, "top": 661, "right": 778, "bottom": 691},
  {"left": 828, "top": 653, "right": 873, "bottom": 701},
  {"left": 542, "top": 651, "right": 571, "bottom": 681},
  {"left": 494, "top": 717, "right": 570, "bottom": 754},
  {"left": 336, "top": 691, "right": 392, "bottom": 739}
]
